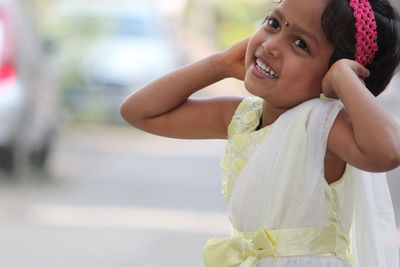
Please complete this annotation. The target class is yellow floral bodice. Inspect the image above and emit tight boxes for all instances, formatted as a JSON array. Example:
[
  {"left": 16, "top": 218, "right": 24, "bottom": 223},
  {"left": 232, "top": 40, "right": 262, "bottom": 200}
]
[{"left": 221, "top": 96, "right": 269, "bottom": 201}]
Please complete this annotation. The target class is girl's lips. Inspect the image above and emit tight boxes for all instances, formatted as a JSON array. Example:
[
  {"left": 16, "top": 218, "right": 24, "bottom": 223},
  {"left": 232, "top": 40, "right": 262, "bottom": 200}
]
[{"left": 251, "top": 61, "right": 275, "bottom": 80}]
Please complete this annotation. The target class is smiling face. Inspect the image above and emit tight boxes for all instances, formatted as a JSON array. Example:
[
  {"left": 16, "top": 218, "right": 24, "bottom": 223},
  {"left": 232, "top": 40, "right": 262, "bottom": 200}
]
[{"left": 244, "top": 0, "right": 333, "bottom": 110}]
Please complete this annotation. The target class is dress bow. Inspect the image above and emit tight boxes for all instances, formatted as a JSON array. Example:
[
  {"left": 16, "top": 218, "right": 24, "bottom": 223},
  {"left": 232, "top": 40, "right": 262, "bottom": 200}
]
[{"left": 203, "top": 228, "right": 278, "bottom": 267}]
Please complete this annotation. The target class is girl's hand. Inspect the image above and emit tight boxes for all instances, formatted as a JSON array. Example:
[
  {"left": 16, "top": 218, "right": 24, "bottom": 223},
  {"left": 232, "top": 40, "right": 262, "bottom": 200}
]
[
  {"left": 220, "top": 38, "right": 249, "bottom": 81},
  {"left": 322, "top": 59, "right": 370, "bottom": 99}
]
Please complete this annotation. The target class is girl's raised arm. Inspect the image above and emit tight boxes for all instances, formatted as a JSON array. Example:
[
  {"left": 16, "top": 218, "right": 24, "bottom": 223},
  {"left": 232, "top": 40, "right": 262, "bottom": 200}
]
[
  {"left": 120, "top": 39, "right": 249, "bottom": 139},
  {"left": 324, "top": 59, "right": 400, "bottom": 172}
]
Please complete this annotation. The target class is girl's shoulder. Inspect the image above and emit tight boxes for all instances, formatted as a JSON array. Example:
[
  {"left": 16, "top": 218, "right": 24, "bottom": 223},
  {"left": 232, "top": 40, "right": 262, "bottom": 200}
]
[{"left": 227, "top": 96, "right": 264, "bottom": 138}]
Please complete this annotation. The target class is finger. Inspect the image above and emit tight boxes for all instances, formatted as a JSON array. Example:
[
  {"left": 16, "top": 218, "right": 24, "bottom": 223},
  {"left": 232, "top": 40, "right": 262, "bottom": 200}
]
[
  {"left": 351, "top": 60, "right": 370, "bottom": 79},
  {"left": 359, "top": 65, "right": 370, "bottom": 79},
  {"left": 239, "top": 38, "right": 250, "bottom": 51}
]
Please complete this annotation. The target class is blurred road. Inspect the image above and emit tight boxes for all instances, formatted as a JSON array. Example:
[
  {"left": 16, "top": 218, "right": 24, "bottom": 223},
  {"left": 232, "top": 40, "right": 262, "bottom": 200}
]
[{"left": 0, "top": 126, "right": 231, "bottom": 267}]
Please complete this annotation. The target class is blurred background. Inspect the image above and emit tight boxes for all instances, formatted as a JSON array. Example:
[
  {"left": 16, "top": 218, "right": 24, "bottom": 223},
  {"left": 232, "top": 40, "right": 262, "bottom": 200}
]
[{"left": 0, "top": 0, "right": 398, "bottom": 266}]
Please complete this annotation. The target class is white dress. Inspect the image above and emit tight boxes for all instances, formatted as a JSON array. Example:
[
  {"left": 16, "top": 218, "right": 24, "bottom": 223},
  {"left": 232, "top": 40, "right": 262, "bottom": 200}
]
[{"left": 203, "top": 96, "right": 399, "bottom": 267}]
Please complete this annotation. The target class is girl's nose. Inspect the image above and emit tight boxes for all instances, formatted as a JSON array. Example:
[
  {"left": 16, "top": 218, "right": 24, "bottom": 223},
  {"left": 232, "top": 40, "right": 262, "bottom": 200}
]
[{"left": 261, "top": 37, "right": 281, "bottom": 58}]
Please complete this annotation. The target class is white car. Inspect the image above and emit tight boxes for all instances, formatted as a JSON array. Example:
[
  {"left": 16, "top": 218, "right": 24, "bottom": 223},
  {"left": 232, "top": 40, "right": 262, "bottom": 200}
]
[
  {"left": 0, "top": 0, "right": 59, "bottom": 174},
  {"left": 81, "top": 14, "right": 180, "bottom": 89}
]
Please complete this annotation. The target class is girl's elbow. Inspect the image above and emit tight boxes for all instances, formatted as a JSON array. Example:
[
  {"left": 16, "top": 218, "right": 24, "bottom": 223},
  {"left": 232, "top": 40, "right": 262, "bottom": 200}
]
[
  {"left": 362, "top": 150, "right": 400, "bottom": 172},
  {"left": 387, "top": 150, "right": 400, "bottom": 170},
  {"left": 376, "top": 151, "right": 400, "bottom": 171},
  {"left": 120, "top": 101, "right": 139, "bottom": 126},
  {"left": 388, "top": 142, "right": 400, "bottom": 169},
  {"left": 120, "top": 100, "right": 151, "bottom": 130},
  {"left": 119, "top": 102, "right": 130, "bottom": 122}
]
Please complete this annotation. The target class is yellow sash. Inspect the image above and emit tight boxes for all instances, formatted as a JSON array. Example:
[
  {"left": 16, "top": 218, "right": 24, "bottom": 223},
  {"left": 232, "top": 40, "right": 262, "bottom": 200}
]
[{"left": 203, "top": 224, "right": 352, "bottom": 267}]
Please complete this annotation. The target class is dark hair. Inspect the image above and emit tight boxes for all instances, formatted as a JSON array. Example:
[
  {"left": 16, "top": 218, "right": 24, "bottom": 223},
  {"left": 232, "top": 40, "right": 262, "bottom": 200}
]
[{"left": 321, "top": 0, "right": 400, "bottom": 96}]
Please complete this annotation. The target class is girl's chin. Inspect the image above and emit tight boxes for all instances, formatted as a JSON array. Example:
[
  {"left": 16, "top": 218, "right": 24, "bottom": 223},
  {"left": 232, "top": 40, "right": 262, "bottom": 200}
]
[{"left": 244, "top": 79, "right": 270, "bottom": 97}]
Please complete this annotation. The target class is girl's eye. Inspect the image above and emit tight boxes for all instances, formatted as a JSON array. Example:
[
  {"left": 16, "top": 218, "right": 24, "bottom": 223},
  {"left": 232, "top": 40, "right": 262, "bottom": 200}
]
[
  {"left": 294, "top": 39, "right": 309, "bottom": 52},
  {"left": 266, "top": 17, "right": 281, "bottom": 30}
]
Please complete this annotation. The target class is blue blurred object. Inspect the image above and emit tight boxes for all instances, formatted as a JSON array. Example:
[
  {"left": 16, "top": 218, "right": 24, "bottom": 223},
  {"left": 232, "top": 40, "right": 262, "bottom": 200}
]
[
  {"left": 0, "top": 0, "right": 59, "bottom": 174},
  {"left": 81, "top": 12, "right": 179, "bottom": 89}
]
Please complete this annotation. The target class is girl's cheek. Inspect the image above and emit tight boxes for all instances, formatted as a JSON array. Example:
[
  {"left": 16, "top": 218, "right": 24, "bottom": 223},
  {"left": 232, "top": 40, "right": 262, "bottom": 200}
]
[
  {"left": 244, "top": 52, "right": 252, "bottom": 71},
  {"left": 246, "top": 38, "right": 258, "bottom": 61}
]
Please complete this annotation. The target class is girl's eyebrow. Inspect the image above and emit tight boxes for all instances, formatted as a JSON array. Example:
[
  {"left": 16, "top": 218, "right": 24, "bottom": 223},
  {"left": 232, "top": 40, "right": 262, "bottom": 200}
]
[{"left": 271, "top": 8, "right": 320, "bottom": 48}]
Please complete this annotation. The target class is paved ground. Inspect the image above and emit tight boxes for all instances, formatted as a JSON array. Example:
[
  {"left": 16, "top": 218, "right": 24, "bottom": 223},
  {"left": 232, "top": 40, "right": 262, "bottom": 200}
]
[{"left": 0, "top": 125, "right": 232, "bottom": 267}]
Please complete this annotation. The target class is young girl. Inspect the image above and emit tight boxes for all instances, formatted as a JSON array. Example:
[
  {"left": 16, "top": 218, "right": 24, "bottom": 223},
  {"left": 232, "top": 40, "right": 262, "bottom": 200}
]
[{"left": 120, "top": 0, "right": 400, "bottom": 266}]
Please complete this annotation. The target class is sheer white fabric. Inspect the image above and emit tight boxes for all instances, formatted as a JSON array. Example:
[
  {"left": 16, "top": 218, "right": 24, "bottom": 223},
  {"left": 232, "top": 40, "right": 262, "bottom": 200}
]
[
  {"left": 227, "top": 98, "right": 399, "bottom": 267},
  {"left": 350, "top": 169, "right": 399, "bottom": 267},
  {"left": 255, "top": 255, "right": 352, "bottom": 267}
]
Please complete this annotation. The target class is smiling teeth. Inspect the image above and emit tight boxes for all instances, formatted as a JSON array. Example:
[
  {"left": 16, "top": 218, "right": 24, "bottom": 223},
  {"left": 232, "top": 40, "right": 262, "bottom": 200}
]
[{"left": 256, "top": 58, "right": 278, "bottom": 79}]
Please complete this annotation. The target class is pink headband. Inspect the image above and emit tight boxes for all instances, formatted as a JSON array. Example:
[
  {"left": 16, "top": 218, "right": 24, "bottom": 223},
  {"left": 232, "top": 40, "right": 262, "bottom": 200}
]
[{"left": 349, "top": 0, "right": 379, "bottom": 66}]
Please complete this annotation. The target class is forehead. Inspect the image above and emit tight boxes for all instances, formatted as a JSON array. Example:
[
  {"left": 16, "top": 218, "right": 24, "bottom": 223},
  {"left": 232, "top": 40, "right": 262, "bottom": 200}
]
[{"left": 277, "top": 0, "right": 330, "bottom": 42}]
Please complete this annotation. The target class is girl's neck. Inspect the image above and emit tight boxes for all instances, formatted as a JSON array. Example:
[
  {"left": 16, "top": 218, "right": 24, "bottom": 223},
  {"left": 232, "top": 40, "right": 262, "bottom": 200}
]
[{"left": 260, "top": 101, "right": 291, "bottom": 128}]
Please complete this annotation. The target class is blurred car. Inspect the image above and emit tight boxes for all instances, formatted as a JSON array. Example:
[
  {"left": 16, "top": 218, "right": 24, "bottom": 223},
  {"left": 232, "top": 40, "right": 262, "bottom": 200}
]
[
  {"left": 62, "top": 3, "right": 184, "bottom": 123},
  {"left": 0, "top": 0, "right": 59, "bottom": 174},
  {"left": 81, "top": 12, "right": 180, "bottom": 88}
]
